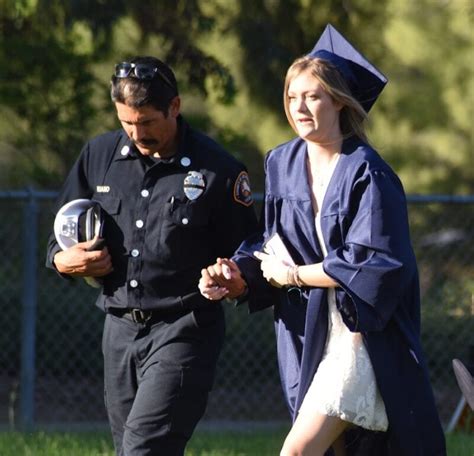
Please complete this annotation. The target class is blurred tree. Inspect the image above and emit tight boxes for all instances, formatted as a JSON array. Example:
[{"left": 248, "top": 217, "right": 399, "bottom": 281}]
[
  {"left": 0, "top": 0, "right": 100, "bottom": 186},
  {"left": 199, "top": 0, "right": 473, "bottom": 194},
  {"left": 230, "top": 0, "right": 388, "bottom": 113},
  {"left": 0, "top": 0, "right": 236, "bottom": 187},
  {"left": 373, "top": 0, "right": 474, "bottom": 194},
  {"left": 0, "top": 0, "right": 472, "bottom": 194},
  {"left": 197, "top": 0, "right": 389, "bottom": 189}
]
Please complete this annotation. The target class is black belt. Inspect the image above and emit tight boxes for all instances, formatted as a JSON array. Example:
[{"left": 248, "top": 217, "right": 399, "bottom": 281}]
[{"left": 108, "top": 307, "right": 186, "bottom": 324}]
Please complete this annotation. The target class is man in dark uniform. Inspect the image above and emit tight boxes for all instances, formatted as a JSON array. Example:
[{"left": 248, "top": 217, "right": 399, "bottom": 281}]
[{"left": 45, "top": 56, "right": 257, "bottom": 456}]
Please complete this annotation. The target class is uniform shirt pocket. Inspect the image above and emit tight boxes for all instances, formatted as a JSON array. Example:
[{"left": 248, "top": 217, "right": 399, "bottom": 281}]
[
  {"left": 92, "top": 194, "right": 121, "bottom": 216},
  {"left": 91, "top": 194, "right": 122, "bottom": 247},
  {"left": 158, "top": 200, "right": 210, "bottom": 267}
]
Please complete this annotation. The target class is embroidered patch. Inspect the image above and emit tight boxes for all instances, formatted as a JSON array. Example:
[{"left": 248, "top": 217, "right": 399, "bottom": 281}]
[
  {"left": 96, "top": 186, "right": 110, "bottom": 193},
  {"left": 233, "top": 171, "right": 253, "bottom": 207}
]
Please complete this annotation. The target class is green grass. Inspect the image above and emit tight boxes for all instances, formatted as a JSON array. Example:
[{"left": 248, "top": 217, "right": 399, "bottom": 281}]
[
  {"left": 185, "top": 429, "right": 288, "bottom": 456},
  {"left": 445, "top": 431, "right": 474, "bottom": 456},
  {"left": 0, "top": 430, "right": 471, "bottom": 455},
  {"left": 0, "top": 431, "right": 113, "bottom": 456}
]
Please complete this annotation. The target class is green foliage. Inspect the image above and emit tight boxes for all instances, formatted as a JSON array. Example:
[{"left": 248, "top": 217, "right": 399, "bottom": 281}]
[
  {"left": 0, "top": 0, "right": 236, "bottom": 188},
  {"left": 0, "top": 1, "right": 103, "bottom": 186},
  {"left": 228, "top": 0, "right": 389, "bottom": 113},
  {"left": 372, "top": 0, "right": 473, "bottom": 193},
  {"left": 197, "top": 0, "right": 390, "bottom": 189},
  {"left": 125, "top": 0, "right": 236, "bottom": 102},
  {"left": 0, "top": 0, "right": 472, "bottom": 193}
]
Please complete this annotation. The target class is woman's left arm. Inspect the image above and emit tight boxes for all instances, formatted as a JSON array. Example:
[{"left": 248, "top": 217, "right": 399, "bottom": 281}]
[
  {"left": 254, "top": 251, "right": 337, "bottom": 288},
  {"left": 323, "top": 167, "right": 417, "bottom": 332}
]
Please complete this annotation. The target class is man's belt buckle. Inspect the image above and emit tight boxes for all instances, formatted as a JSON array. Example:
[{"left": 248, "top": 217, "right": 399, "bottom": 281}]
[{"left": 131, "top": 309, "right": 152, "bottom": 324}]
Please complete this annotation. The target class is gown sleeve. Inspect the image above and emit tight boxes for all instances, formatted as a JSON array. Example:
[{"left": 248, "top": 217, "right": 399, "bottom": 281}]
[
  {"left": 209, "top": 166, "right": 258, "bottom": 261},
  {"left": 323, "top": 166, "right": 417, "bottom": 333},
  {"left": 232, "top": 153, "right": 279, "bottom": 313}
]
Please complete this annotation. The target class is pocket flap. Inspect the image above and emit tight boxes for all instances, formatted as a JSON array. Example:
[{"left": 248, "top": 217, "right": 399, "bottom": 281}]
[{"left": 92, "top": 195, "right": 121, "bottom": 215}]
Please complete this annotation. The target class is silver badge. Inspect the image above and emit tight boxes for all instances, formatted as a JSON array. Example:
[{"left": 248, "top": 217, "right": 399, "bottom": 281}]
[{"left": 183, "top": 171, "right": 206, "bottom": 200}]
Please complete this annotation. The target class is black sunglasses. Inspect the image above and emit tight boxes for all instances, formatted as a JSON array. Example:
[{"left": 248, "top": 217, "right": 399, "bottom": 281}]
[{"left": 114, "top": 62, "right": 175, "bottom": 90}]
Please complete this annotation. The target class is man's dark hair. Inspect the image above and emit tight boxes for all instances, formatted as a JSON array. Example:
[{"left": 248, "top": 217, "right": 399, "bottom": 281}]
[{"left": 111, "top": 56, "right": 179, "bottom": 114}]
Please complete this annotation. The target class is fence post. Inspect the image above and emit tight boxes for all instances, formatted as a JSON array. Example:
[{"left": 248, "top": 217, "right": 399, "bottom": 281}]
[{"left": 19, "top": 188, "right": 38, "bottom": 431}]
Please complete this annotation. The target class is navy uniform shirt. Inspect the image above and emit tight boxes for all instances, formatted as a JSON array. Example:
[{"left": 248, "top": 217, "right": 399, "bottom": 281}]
[{"left": 46, "top": 116, "right": 258, "bottom": 312}]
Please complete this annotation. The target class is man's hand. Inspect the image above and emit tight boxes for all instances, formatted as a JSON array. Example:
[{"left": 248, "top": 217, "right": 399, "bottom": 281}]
[
  {"left": 53, "top": 238, "right": 113, "bottom": 278},
  {"left": 199, "top": 258, "right": 247, "bottom": 300}
]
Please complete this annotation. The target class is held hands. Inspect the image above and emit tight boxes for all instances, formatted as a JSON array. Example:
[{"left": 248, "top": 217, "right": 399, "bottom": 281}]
[
  {"left": 199, "top": 258, "right": 247, "bottom": 301},
  {"left": 53, "top": 237, "right": 113, "bottom": 278}
]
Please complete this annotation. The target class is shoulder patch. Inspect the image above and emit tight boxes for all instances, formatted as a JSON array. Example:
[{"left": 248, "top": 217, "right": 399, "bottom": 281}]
[{"left": 233, "top": 171, "right": 253, "bottom": 207}]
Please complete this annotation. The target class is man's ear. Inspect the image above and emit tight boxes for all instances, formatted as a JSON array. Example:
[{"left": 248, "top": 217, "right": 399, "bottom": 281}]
[{"left": 169, "top": 96, "right": 181, "bottom": 118}]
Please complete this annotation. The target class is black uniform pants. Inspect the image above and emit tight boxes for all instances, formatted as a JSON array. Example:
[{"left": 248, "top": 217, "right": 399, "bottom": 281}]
[{"left": 102, "top": 305, "right": 225, "bottom": 456}]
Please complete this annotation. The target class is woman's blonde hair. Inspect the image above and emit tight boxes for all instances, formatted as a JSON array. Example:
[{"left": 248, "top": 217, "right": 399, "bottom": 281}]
[{"left": 283, "top": 56, "right": 369, "bottom": 143}]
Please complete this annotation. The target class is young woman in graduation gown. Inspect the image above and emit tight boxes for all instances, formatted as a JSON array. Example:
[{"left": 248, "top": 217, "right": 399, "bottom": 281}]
[{"left": 199, "top": 25, "right": 446, "bottom": 456}]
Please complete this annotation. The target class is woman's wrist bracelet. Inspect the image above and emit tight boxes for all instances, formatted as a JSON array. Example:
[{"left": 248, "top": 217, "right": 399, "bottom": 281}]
[
  {"left": 287, "top": 266, "right": 295, "bottom": 286},
  {"left": 287, "top": 265, "right": 304, "bottom": 287},
  {"left": 294, "top": 265, "right": 304, "bottom": 287}
]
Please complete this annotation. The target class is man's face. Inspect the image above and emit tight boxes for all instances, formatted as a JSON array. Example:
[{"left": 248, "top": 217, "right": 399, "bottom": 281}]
[{"left": 115, "top": 98, "right": 180, "bottom": 158}]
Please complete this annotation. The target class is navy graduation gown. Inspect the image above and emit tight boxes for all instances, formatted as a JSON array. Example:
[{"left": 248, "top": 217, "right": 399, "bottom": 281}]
[{"left": 234, "top": 136, "right": 446, "bottom": 455}]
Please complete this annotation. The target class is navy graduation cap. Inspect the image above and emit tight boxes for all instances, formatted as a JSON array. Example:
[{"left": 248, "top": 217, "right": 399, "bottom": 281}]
[{"left": 309, "top": 24, "right": 387, "bottom": 112}]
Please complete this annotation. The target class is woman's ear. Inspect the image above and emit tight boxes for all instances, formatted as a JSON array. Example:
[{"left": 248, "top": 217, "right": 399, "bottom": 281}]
[{"left": 333, "top": 98, "right": 344, "bottom": 112}]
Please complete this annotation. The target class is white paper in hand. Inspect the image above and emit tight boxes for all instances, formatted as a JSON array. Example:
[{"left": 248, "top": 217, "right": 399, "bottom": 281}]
[{"left": 263, "top": 233, "right": 295, "bottom": 266}]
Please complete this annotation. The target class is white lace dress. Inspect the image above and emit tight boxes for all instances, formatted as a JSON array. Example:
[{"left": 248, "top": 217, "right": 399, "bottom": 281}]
[{"left": 298, "top": 157, "right": 388, "bottom": 432}]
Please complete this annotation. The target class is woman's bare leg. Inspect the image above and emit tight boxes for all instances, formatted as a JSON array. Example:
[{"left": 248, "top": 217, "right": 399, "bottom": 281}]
[
  {"left": 331, "top": 434, "right": 346, "bottom": 456},
  {"left": 280, "top": 411, "right": 348, "bottom": 456}
]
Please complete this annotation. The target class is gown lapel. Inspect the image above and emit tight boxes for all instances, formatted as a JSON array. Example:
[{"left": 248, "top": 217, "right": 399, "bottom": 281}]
[{"left": 292, "top": 142, "right": 347, "bottom": 417}]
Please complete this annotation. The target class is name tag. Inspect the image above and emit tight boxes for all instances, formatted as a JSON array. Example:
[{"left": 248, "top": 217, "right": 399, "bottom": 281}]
[{"left": 96, "top": 185, "right": 110, "bottom": 193}]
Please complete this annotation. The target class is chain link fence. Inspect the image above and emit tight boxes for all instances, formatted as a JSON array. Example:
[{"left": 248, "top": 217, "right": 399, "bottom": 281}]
[{"left": 0, "top": 190, "right": 472, "bottom": 431}]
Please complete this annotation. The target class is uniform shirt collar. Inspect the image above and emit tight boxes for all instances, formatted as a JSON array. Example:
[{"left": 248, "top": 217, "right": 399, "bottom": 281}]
[
  {"left": 160, "top": 115, "right": 195, "bottom": 169},
  {"left": 114, "top": 115, "right": 196, "bottom": 169}
]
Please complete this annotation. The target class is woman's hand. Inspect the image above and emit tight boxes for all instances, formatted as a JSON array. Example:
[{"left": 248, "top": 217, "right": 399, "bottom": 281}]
[
  {"left": 199, "top": 269, "right": 229, "bottom": 301},
  {"left": 254, "top": 251, "right": 290, "bottom": 288}
]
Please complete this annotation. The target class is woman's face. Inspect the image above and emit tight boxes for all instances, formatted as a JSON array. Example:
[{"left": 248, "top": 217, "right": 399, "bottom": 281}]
[{"left": 287, "top": 69, "right": 342, "bottom": 144}]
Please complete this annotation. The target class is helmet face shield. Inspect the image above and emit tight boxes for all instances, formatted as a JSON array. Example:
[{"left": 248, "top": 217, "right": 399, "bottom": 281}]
[{"left": 54, "top": 199, "right": 104, "bottom": 251}]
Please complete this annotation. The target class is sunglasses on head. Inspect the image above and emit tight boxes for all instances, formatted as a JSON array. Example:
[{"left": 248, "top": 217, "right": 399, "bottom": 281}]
[{"left": 114, "top": 62, "right": 175, "bottom": 90}]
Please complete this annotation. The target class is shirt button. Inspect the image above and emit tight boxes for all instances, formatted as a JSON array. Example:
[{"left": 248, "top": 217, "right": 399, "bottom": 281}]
[
  {"left": 141, "top": 189, "right": 149, "bottom": 198},
  {"left": 180, "top": 157, "right": 191, "bottom": 167},
  {"left": 131, "top": 249, "right": 140, "bottom": 257},
  {"left": 135, "top": 220, "right": 144, "bottom": 228},
  {"left": 120, "top": 145, "right": 130, "bottom": 156},
  {"left": 130, "top": 279, "right": 138, "bottom": 288},
  {"left": 182, "top": 217, "right": 189, "bottom": 225}
]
